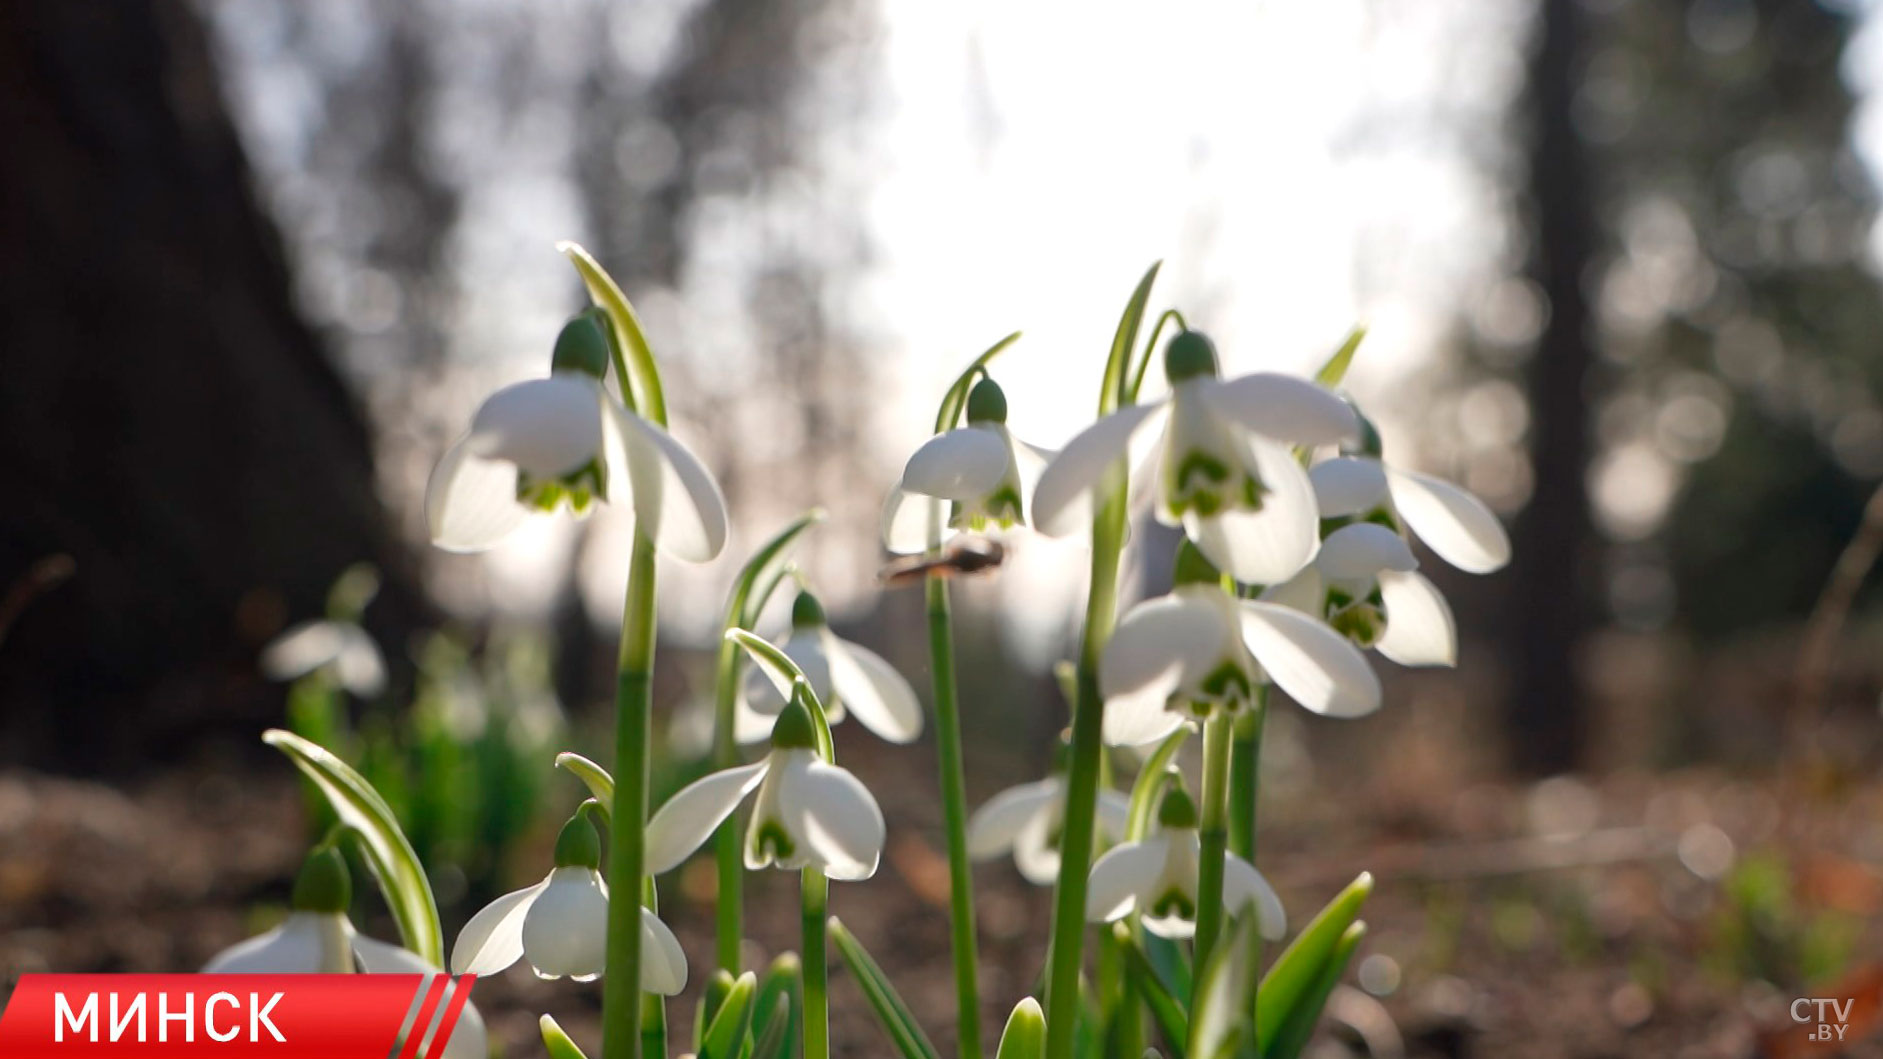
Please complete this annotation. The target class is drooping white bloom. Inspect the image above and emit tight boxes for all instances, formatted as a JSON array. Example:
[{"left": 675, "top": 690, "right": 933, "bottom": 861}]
[
  {"left": 967, "top": 774, "right": 1131, "bottom": 885},
  {"left": 259, "top": 619, "right": 386, "bottom": 697},
  {"left": 1085, "top": 788, "right": 1284, "bottom": 941},
  {"left": 1032, "top": 331, "right": 1358, "bottom": 584},
  {"left": 735, "top": 591, "right": 923, "bottom": 745},
  {"left": 1099, "top": 548, "right": 1381, "bottom": 747},
  {"left": 883, "top": 377, "right": 1052, "bottom": 554},
  {"left": 425, "top": 315, "right": 728, "bottom": 560},
  {"left": 204, "top": 850, "right": 487, "bottom": 1059},
  {"left": 1307, "top": 454, "right": 1511, "bottom": 574},
  {"left": 1263, "top": 521, "right": 1458, "bottom": 667},
  {"left": 647, "top": 697, "right": 886, "bottom": 881},
  {"left": 449, "top": 813, "right": 686, "bottom": 993}
]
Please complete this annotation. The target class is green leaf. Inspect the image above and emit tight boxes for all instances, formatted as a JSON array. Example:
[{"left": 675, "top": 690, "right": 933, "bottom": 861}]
[
  {"left": 752, "top": 953, "right": 802, "bottom": 1059},
  {"left": 558, "top": 240, "right": 667, "bottom": 426},
  {"left": 554, "top": 751, "right": 615, "bottom": 818},
  {"left": 751, "top": 1001, "right": 792, "bottom": 1059},
  {"left": 701, "top": 971, "right": 759, "bottom": 1059},
  {"left": 1105, "top": 262, "right": 1163, "bottom": 412},
  {"left": 1312, "top": 326, "right": 1366, "bottom": 389},
  {"left": 698, "top": 969, "right": 738, "bottom": 1050},
  {"left": 934, "top": 331, "right": 1025, "bottom": 432},
  {"left": 1113, "top": 925, "right": 1187, "bottom": 1058},
  {"left": 262, "top": 729, "right": 442, "bottom": 965},
  {"left": 728, "top": 511, "right": 825, "bottom": 631},
  {"left": 994, "top": 996, "right": 1045, "bottom": 1059},
  {"left": 725, "top": 630, "right": 833, "bottom": 759},
  {"left": 1261, "top": 922, "right": 1365, "bottom": 1059},
  {"left": 1190, "top": 915, "right": 1260, "bottom": 1059},
  {"left": 1254, "top": 872, "right": 1372, "bottom": 1054},
  {"left": 826, "top": 917, "right": 940, "bottom": 1059},
  {"left": 1124, "top": 729, "right": 1190, "bottom": 841},
  {"left": 540, "top": 1014, "right": 592, "bottom": 1059}
]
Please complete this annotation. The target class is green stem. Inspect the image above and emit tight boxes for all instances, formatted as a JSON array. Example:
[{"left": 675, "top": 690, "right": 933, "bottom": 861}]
[
  {"left": 710, "top": 636, "right": 744, "bottom": 975},
  {"left": 1194, "top": 715, "right": 1233, "bottom": 970},
  {"left": 1042, "top": 464, "right": 1128, "bottom": 1059},
  {"left": 1227, "top": 690, "right": 1266, "bottom": 863},
  {"left": 801, "top": 869, "right": 830, "bottom": 1059},
  {"left": 925, "top": 574, "right": 984, "bottom": 1059},
  {"left": 603, "top": 532, "right": 658, "bottom": 1059}
]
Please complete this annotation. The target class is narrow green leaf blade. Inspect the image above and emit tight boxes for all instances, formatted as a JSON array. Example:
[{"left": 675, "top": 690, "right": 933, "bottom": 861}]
[
  {"left": 1254, "top": 872, "right": 1372, "bottom": 1054},
  {"left": 1312, "top": 326, "right": 1366, "bottom": 389},
  {"left": 558, "top": 241, "right": 667, "bottom": 425},
  {"left": 1104, "top": 262, "right": 1163, "bottom": 412},
  {"left": 1190, "top": 915, "right": 1260, "bottom": 1059},
  {"left": 753, "top": 952, "right": 802, "bottom": 1059},
  {"left": 1261, "top": 922, "right": 1365, "bottom": 1059},
  {"left": 728, "top": 511, "right": 825, "bottom": 631},
  {"left": 1113, "top": 925, "right": 1187, "bottom": 1058},
  {"left": 262, "top": 729, "right": 442, "bottom": 965},
  {"left": 701, "top": 971, "right": 759, "bottom": 1059},
  {"left": 555, "top": 751, "right": 615, "bottom": 818},
  {"left": 994, "top": 996, "right": 1046, "bottom": 1059},
  {"left": 826, "top": 917, "right": 940, "bottom": 1059},
  {"left": 935, "top": 331, "right": 1025, "bottom": 432},
  {"left": 540, "top": 1014, "right": 592, "bottom": 1059},
  {"left": 750, "top": 1001, "right": 792, "bottom": 1059}
]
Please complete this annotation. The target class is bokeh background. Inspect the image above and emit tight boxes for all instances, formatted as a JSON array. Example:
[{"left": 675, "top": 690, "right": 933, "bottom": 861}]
[{"left": 4, "top": 1, "right": 1883, "bottom": 1056}]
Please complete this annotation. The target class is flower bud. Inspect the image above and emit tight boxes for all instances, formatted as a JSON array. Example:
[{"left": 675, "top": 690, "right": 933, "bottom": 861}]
[
  {"left": 290, "top": 846, "right": 352, "bottom": 914},
  {"left": 1342, "top": 407, "right": 1384, "bottom": 459},
  {"left": 553, "top": 811, "right": 603, "bottom": 869},
  {"left": 1164, "top": 330, "right": 1220, "bottom": 383},
  {"left": 551, "top": 311, "right": 612, "bottom": 379},
  {"left": 1156, "top": 782, "right": 1199, "bottom": 831},
  {"left": 790, "top": 590, "right": 828, "bottom": 629},
  {"left": 965, "top": 378, "right": 1009, "bottom": 425},
  {"left": 770, "top": 686, "right": 820, "bottom": 750}
]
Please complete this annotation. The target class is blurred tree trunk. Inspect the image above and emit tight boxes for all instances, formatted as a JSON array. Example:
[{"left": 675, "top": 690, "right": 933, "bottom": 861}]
[
  {"left": 1507, "top": 0, "right": 1598, "bottom": 775},
  {"left": 0, "top": 1, "right": 422, "bottom": 771}
]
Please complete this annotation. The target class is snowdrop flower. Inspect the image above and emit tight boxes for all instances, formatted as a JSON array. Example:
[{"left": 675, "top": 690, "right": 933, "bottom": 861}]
[
  {"left": 883, "top": 377, "right": 1050, "bottom": 554},
  {"left": 1263, "top": 522, "right": 1458, "bottom": 667},
  {"left": 1033, "top": 330, "right": 1358, "bottom": 584},
  {"left": 259, "top": 620, "right": 385, "bottom": 697},
  {"left": 734, "top": 591, "right": 923, "bottom": 745},
  {"left": 451, "top": 810, "right": 686, "bottom": 993},
  {"left": 967, "top": 771, "right": 1131, "bottom": 885},
  {"left": 1099, "top": 542, "right": 1381, "bottom": 747},
  {"left": 426, "top": 312, "right": 728, "bottom": 561},
  {"left": 1086, "top": 785, "right": 1284, "bottom": 941},
  {"left": 1307, "top": 450, "right": 1511, "bottom": 575},
  {"left": 648, "top": 691, "right": 885, "bottom": 880},
  {"left": 204, "top": 848, "right": 487, "bottom": 1059}
]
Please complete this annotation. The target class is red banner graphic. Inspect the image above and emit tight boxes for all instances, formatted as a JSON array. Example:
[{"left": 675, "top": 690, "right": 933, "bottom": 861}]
[{"left": 0, "top": 974, "right": 477, "bottom": 1059}]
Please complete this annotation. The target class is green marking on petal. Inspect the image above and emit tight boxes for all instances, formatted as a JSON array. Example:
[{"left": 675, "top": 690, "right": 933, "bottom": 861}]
[
  {"left": 518, "top": 458, "right": 607, "bottom": 514},
  {"left": 1149, "top": 888, "right": 1197, "bottom": 924},
  {"left": 1197, "top": 659, "right": 1254, "bottom": 706},
  {"left": 1330, "top": 603, "right": 1386, "bottom": 647},
  {"left": 750, "top": 819, "right": 796, "bottom": 866}
]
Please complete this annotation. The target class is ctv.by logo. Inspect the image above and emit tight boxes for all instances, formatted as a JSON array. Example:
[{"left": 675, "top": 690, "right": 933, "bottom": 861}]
[{"left": 1793, "top": 997, "right": 1855, "bottom": 1043}]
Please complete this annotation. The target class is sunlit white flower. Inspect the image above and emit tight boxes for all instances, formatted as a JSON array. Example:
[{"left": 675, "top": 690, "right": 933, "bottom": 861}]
[
  {"left": 735, "top": 591, "right": 923, "bottom": 745},
  {"left": 967, "top": 773, "right": 1130, "bottom": 885},
  {"left": 1086, "top": 786, "right": 1284, "bottom": 941},
  {"left": 1262, "top": 522, "right": 1458, "bottom": 667},
  {"left": 1033, "top": 330, "right": 1358, "bottom": 584},
  {"left": 1307, "top": 453, "right": 1511, "bottom": 575},
  {"left": 1099, "top": 544, "right": 1381, "bottom": 747},
  {"left": 204, "top": 849, "right": 487, "bottom": 1059},
  {"left": 450, "top": 812, "right": 686, "bottom": 993},
  {"left": 883, "top": 377, "right": 1052, "bottom": 554},
  {"left": 426, "top": 313, "right": 728, "bottom": 560},
  {"left": 648, "top": 694, "right": 885, "bottom": 880},
  {"left": 260, "top": 620, "right": 386, "bottom": 697}
]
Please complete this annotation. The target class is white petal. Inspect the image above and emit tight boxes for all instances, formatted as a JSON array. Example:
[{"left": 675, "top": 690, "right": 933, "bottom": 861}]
[
  {"left": 332, "top": 626, "right": 388, "bottom": 698},
  {"left": 646, "top": 760, "right": 771, "bottom": 874},
  {"left": 822, "top": 632, "right": 923, "bottom": 743},
  {"left": 1101, "top": 686, "right": 1187, "bottom": 748},
  {"left": 1260, "top": 566, "right": 1326, "bottom": 616},
  {"left": 1200, "top": 373, "right": 1359, "bottom": 447},
  {"left": 203, "top": 912, "right": 352, "bottom": 973},
  {"left": 1033, "top": 401, "right": 1169, "bottom": 537},
  {"left": 782, "top": 628, "right": 836, "bottom": 707},
  {"left": 1095, "top": 789, "right": 1132, "bottom": 841},
  {"left": 1141, "top": 834, "right": 1201, "bottom": 940},
  {"left": 1317, "top": 523, "right": 1418, "bottom": 581},
  {"left": 1376, "top": 569, "right": 1458, "bottom": 667},
  {"left": 881, "top": 486, "right": 952, "bottom": 555},
  {"left": 1183, "top": 439, "right": 1319, "bottom": 585},
  {"left": 605, "top": 401, "right": 730, "bottom": 562},
  {"left": 1085, "top": 837, "right": 1168, "bottom": 922},
  {"left": 1386, "top": 467, "right": 1511, "bottom": 574},
  {"left": 1309, "top": 457, "right": 1390, "bottom": 517},
  {"left": 967, "top": 779, "right": 1060, "bottom": 860},
  {"left": 1101, "top": 593, "right": 1230, "bottom": 703},
  {"left": 781, "top": 757, "right": 886, "bottom": 881},
  {"left": 1010, "top": 432, "right": 1054, "bottom": 517},
  {"left": 1221, "top": 856, "right": 1287, "bottom": 941},
  {"left": 733, "top": 694, "right": 780, "bottom": 745},
  {"left": 522, "top": 867, "right": 611, "bottom": 980},
  {"left": 351, "top": 941, "right": 490, "bottom": 1059},
  {"left": 259, "top": 621, "right": 346, "bottom": 681},
  {"left": 353, "top": 933, "right": 437, "bottom": 974},
  {"left": 450, "top": 879, "right": 547, "bottom": 975},
  {"left": 901, "top": 427, "right": 1011, "bottom": 501},
  {"left": 468, "top": 376, "right": 607, "bottom": 477},
  {"left": 426, "top": 435, "right": 532, "bottom": 553},
  {"left": 1011, "top": 805, "right": 1064, "bottom": 885},
  {"left": 1239, "top": 601, "right": 1381, "bottom": 718},
  {"left": 436, "top": 998, "right": 489, "bottom": 1059},
  {"left": 639, "top": 909, "right": 689, "bottom": 996}
]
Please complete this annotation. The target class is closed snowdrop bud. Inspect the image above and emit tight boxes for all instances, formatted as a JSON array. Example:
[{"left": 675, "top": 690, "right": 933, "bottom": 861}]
[
  {"left": 451, "top": 809, "right": 687, "bottom": 994},
  {"left": 737, "top": 591, "right": 924, "bottom": 745},
  {"left": 883, "top": 376, "right": 1054, "bottom": 554},
  {"left": 1033, "top": 329, "right": 1358, "bottom": 584},
  {"left": 646, "top": 690, "right": 887, "bottom": 882},
  {"left": 427, "top": 311, "right": 728, "bottom": 560},
  {"left": 205, "top": 848, "right": 489, "bottom": 1059},
  {"left": 1085, "top": 783, "right": 1285, "bottom": 942}
]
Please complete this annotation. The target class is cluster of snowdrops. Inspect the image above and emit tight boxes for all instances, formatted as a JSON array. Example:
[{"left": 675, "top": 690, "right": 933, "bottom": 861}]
[{"left": 207, "top": 247, "right": 1509, "bottom": 1059}]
